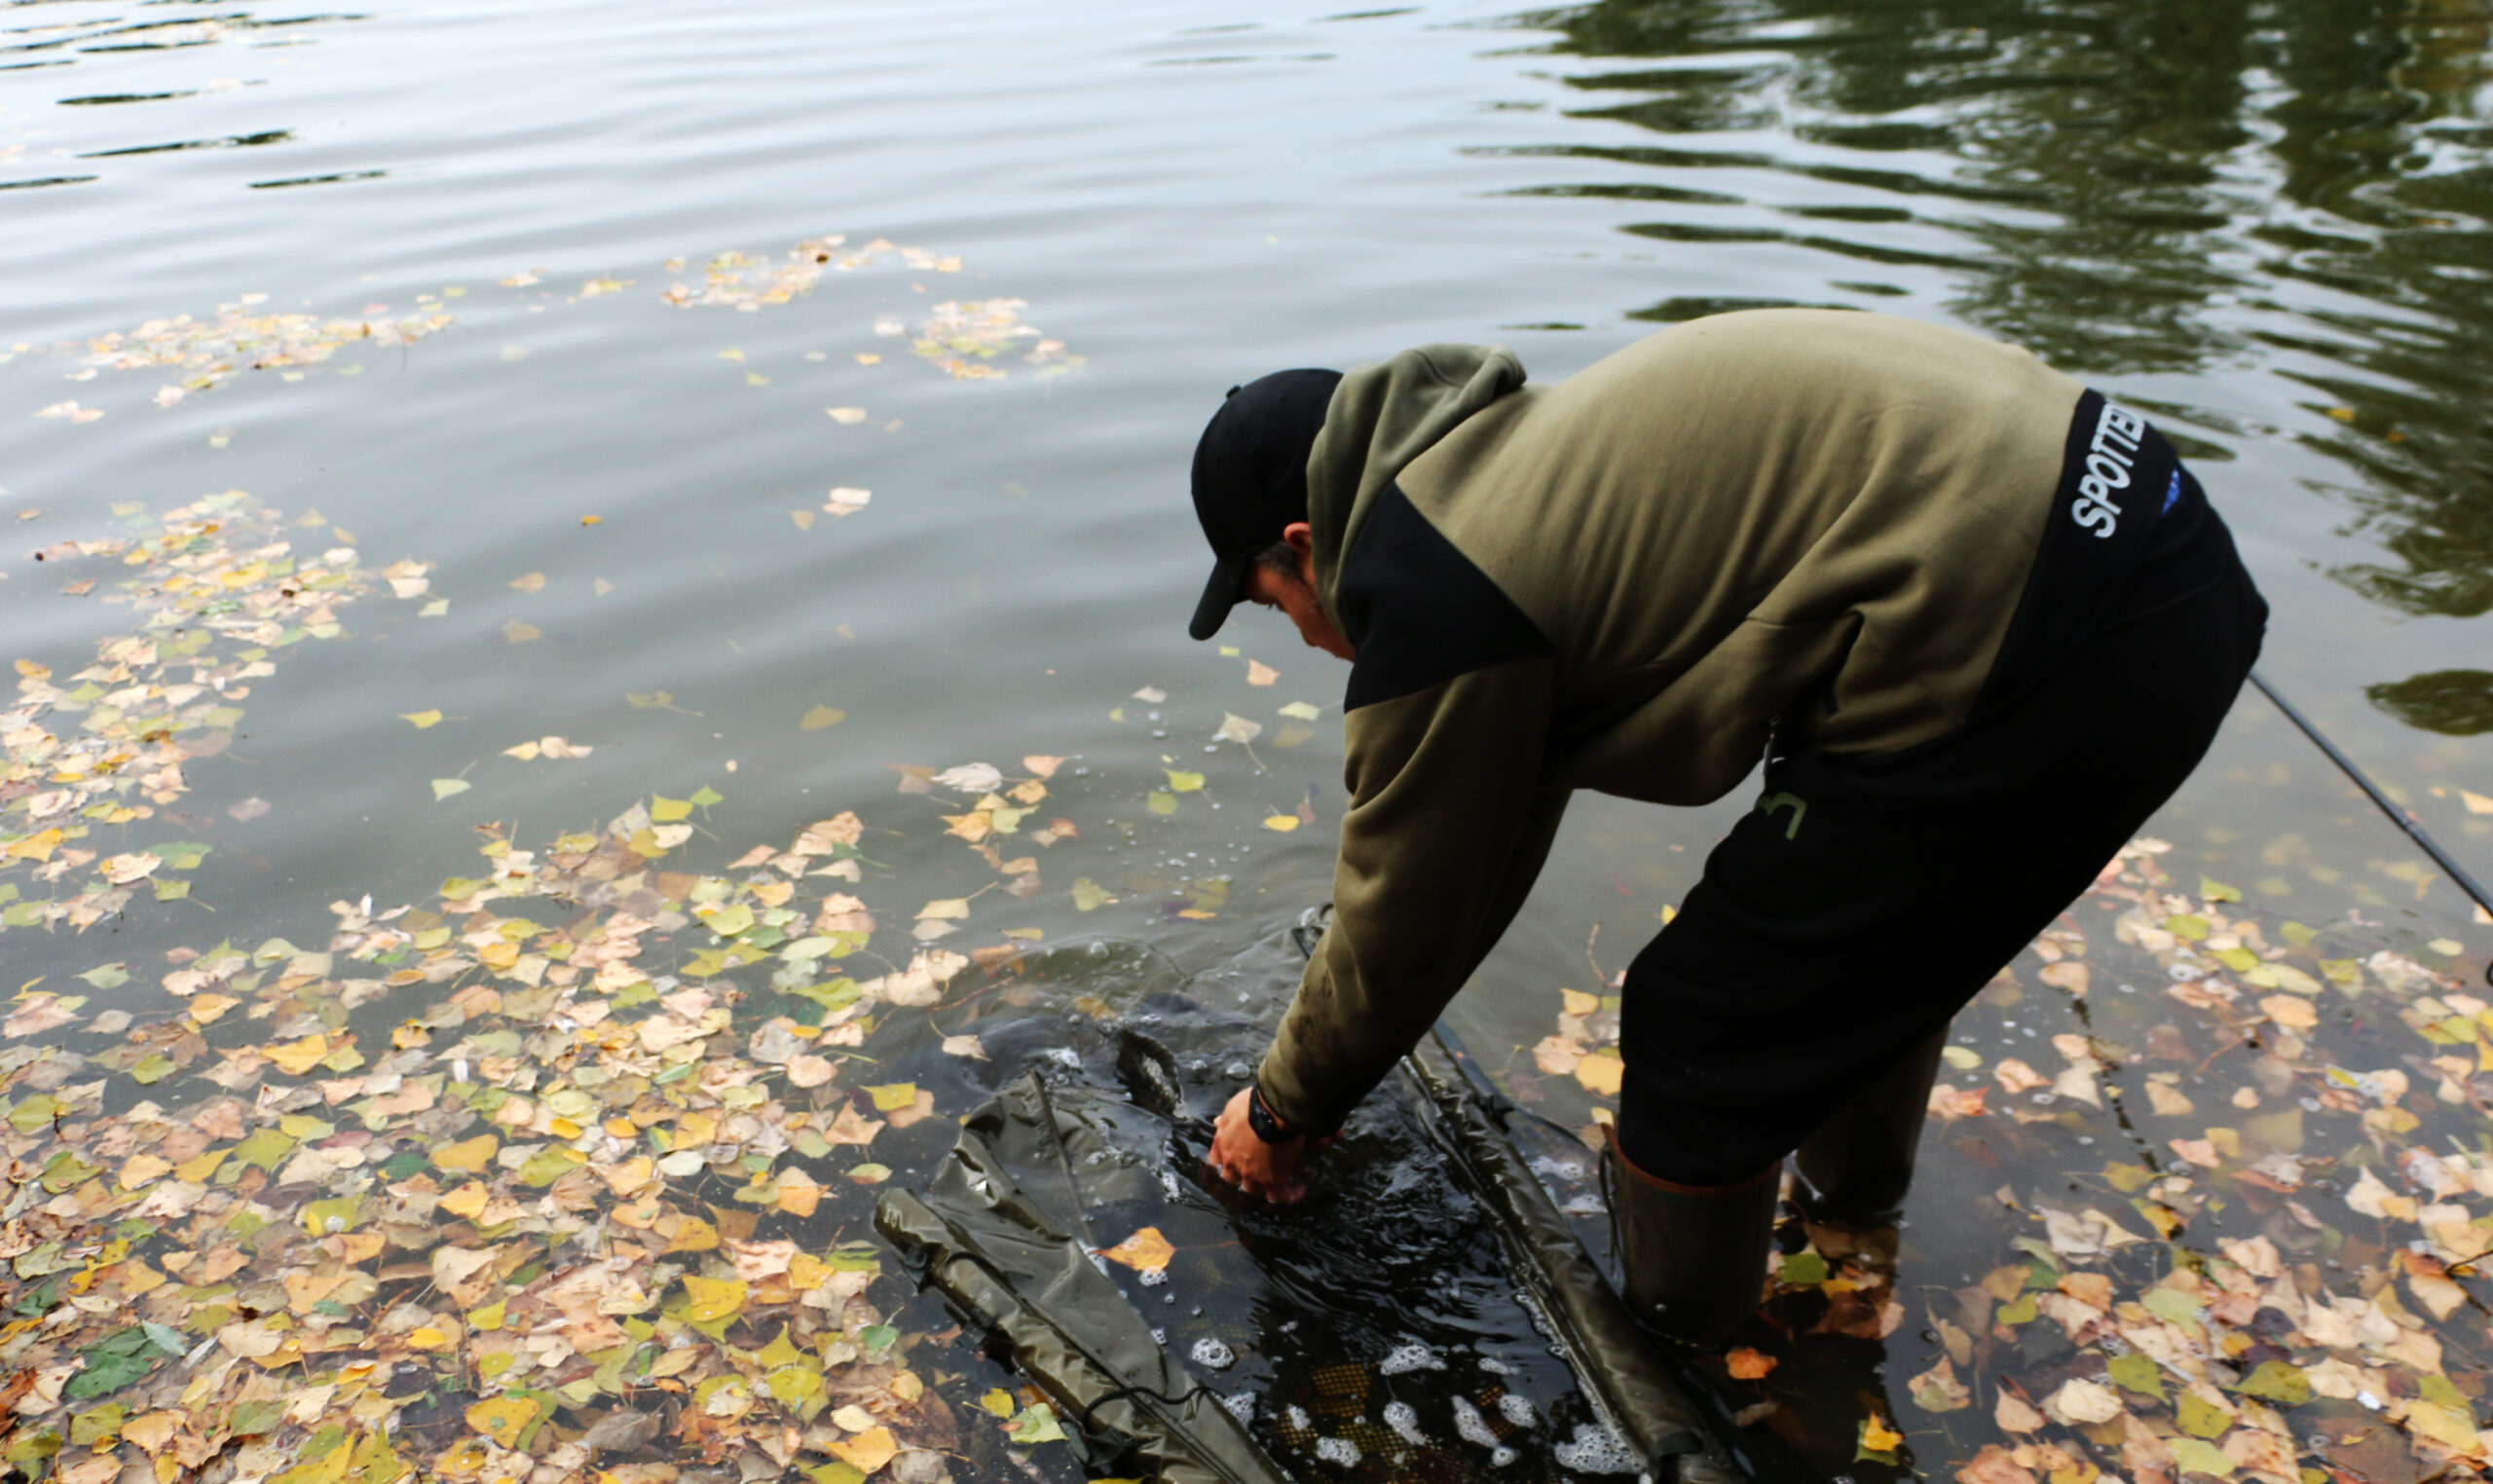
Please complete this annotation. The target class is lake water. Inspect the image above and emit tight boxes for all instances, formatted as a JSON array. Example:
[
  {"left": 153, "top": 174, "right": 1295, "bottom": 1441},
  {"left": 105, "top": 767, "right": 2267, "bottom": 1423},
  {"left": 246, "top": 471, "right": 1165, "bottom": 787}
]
[{"left": 4, "top": 0, "right": 2490, "bottom": 1479}]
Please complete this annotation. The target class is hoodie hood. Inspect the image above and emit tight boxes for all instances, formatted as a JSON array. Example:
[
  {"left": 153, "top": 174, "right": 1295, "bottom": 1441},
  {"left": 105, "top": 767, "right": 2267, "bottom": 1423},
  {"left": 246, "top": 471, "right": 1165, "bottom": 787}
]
[{"left": 1303, "top": 343, "right": 1526, "bottom": 624}]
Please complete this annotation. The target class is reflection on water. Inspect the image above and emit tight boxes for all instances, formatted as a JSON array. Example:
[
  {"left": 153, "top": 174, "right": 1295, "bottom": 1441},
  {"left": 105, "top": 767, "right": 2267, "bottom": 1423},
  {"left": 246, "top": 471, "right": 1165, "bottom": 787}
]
[{"left": 1517, "top": 0, "right": 2493, "bottom": 641}]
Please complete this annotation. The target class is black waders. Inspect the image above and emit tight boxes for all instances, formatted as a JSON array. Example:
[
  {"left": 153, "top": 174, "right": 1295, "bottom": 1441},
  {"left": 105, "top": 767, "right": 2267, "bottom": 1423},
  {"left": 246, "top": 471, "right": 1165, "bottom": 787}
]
[
  {"left": 1791, "top": 1028, "right": 1948, "bottom": 1228},
  {"left": 1601, "top": 1126, "right": 1779, "bottom": 1350}
]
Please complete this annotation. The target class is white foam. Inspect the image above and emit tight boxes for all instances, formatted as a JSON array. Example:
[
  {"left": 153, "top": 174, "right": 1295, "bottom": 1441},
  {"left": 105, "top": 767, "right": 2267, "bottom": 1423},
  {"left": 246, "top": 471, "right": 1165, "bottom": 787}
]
[
  {"left": 1453, "top": 1395, "right": 1500, "bottom": 1449},
  {"left": 1315, "top": 1437, "right": 1362, "bottom": 1468},
  {"left": 1385, "top": 1401, "right": 1427, "bottom": 1445},
  {"left": 1137, "top": 1264, "right": 1169, "bottom": 1287},
  {"left": 1553, "top": 1422, "right": 1642, "bottom": 1474},
  {"left": 1190, "top": 1337, "right": 1235, "bottom": 1371},
  {"left": 1286, "top": 1405, "right": 1312, "bottom": 1431},
  {"left": 1493, "top": 1445, "right": 1518, "bottom": 1466},
  {"left": 1478, "top": 1356, "right": 1512, "bottom": 1375},
  {"left": 1498, "top": 1392, "right": 1538, "bottom": 1429},
  {"left": 1220, "top": 1390, "right": 1256, "bottom": 1425},
  {"left": 1378, "top": 1340, "right": 1445, "bottom": 1375}
]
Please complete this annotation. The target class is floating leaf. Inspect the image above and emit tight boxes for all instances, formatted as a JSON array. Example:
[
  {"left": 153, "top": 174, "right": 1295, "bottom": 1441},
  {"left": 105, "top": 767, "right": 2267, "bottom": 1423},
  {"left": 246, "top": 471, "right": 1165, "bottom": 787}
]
[
  {"left": 801, "top": 705, "right": 846, "bottom": 730},
  {"left": 1098, "top": 1226, "right": 1174, "bottom": 1274}
]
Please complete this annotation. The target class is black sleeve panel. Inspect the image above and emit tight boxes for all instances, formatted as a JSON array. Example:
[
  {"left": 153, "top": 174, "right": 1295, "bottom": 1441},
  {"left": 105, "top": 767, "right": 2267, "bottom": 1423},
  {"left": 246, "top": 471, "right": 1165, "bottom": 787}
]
[{"left": 1337, "top": 482, "right": 1556, "bottom": 712}]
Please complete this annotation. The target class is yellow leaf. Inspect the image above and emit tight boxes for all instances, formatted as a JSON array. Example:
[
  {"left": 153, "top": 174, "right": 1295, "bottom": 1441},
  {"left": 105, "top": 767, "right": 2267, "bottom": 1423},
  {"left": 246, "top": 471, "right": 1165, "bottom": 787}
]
[
  {"left": 1860, "top": 1415, "right": 1904, "bottom": 1454},
  {"left": 2461, "top": 789, "right": 2493, "bottom": 815},
  {"left": 407, "top": 1326, "right": 455, "bottom": 1351},
  {"left": 801, "top": 705, "right": 846, "bottom": 730},
  {"left": 431, "top": 778, "right": 471, "bottom": 801},
  {"left": 465, "top": 1394, "right": 540, "bottom": 1449},
  {"left": 1262, "top": 815, "right": 1299, "bottom": 832},
  {"left": 173, "top": 1149, "right": 228, "bottom": 1184},
  {"left": 119, "top": 1154, "right": 171, "bottom": 1191},
  {"left": 679, "top": 1276, "right": 747, "bottom": 1322},
  {"left": 1561, "top": 989, "right": 1600, "bottom": 1017},
  {"left": 664, "top": 1216, "right": 721, "bottom": 1254},
  {"left": 508, "top": 572, "right": 545, "bottom": 592},
  {"left": 651, "top": 796, "right": 693, "bottom": 823},
  {"left": 400, "top": 710, "right": 443, "bottom": 729},
  {"left": 866, "top": 1082, "right": 920, "bottom": 1112},
  {"left": 433, "top": 1134, "right": 499, "bottom": 1174},
  {"left": 1165, "top": 770, "right": 1205, "bottom": 793},
  {"left": 982, "top": 1389, "right": 1017, "bottom": 1418},
  {"left": 1575, "top": 1050, "right": 1625, "bottom": 1096},
  {"left": 828, "top": 1427, "right": 897, "bottom": 1473},
  {"left": 438, "top": 1182, "right": 489, "bottom": 1218},
  {"left": 264, "top": 1035, "right": 329, "bottom": 1076},
  {"left": 1098, "top": 1226, "right": 1175, "bottom": 1275}
]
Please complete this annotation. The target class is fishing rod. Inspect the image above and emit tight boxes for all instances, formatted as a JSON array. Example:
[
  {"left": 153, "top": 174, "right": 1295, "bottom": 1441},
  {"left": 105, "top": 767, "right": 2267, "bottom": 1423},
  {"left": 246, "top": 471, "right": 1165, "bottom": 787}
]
[{"left": 2249, "top": 671, "right": 2493, "bottom": 982}]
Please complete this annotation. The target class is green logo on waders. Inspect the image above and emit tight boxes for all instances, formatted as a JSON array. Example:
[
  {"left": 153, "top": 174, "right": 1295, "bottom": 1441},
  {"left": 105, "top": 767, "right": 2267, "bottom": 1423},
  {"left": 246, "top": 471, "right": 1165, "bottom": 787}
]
[{"left": 1759, "top": 791, "right": 1806, "bottom": 840}]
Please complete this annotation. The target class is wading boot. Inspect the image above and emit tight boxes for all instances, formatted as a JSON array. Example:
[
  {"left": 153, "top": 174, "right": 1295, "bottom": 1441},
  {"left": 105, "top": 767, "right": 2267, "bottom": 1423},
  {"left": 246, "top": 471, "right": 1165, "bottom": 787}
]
[
  {"left": 1791, "top": 1028, "right": 1948, "bottom": 1227},
  {"left": 1601, "top": 1126, "right": 1779, "bottom": 1350}
]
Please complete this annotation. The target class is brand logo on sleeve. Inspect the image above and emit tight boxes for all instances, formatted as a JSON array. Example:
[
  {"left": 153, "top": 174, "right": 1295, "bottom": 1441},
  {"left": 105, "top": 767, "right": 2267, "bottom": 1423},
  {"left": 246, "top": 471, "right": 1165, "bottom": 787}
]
[{"left": 2070, "top": 401, "right": 2146, "bottom": 538}]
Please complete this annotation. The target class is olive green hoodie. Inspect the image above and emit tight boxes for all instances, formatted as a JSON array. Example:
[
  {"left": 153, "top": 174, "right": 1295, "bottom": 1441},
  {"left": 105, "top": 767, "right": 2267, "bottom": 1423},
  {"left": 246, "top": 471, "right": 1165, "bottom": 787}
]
[{"left": 1259, "top": 310, "right": 2087, "bottom": 1134}]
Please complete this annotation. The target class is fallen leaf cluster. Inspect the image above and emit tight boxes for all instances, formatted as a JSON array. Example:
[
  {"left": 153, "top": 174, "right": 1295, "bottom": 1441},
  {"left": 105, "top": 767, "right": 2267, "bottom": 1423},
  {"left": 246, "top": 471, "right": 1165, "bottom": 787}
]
[
  {"left": 71, "top": 294, "right": 457, "bottom": 405},
  {"left": 1521, "top": 835, "right": 2492, "bottom": 1483},
  {"left": 0, "top": 789, "right": 1006, "bottom": 1483},
  {"left": 3, "top": 493, "right": 407, "bottom": 926}
]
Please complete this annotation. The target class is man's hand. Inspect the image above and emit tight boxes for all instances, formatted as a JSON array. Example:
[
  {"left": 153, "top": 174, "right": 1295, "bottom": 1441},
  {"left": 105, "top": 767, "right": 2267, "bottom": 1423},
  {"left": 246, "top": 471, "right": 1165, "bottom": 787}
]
[{"left": 1207, "top": 1088, "right": 1325, "bottom": 1204}]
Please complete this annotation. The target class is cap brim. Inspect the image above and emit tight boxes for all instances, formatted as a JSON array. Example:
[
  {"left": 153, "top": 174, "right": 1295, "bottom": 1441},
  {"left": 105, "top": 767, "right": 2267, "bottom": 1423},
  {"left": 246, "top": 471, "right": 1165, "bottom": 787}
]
[{"left": 1187, "top": 554, "right": 1252, "bottom": 642}]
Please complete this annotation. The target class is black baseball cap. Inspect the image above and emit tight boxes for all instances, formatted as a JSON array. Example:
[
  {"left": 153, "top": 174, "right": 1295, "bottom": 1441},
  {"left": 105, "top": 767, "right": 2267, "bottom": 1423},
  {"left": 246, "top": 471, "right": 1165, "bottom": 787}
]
[{"left": 1186, "top": 367, "right": 1343, "bottom": 642}]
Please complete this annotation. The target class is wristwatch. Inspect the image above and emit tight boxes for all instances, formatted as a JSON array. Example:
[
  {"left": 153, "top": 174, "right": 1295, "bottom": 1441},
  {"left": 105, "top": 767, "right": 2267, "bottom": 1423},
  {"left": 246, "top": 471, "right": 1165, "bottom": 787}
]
[{"left": 1246, "top": 1083, "right": 1324, "bottom": 1144}]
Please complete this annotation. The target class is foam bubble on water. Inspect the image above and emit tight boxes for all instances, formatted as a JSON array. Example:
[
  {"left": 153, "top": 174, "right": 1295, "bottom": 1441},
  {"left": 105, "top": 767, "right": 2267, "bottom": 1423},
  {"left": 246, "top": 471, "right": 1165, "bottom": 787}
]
[
  {"left": 1286, "top": 1404, "right": 1312, "bottom": 1432},
  {"left": 1190, "top": 1336, "right": 1235, "bottom": 1370},
  {"left": 1379, "top": 1339, "right": 1445, "bottom": 1375},
  {"left": 1562, "top": 1193, "right": 1607, "bottom": 1217},
  {"left": 1315, "top": 1437, "right": 1362, "bottom": 1468},
  {"left": 1137, "top": 1264, "right": 1169, "bottom": 1286},
  {"left": 1498, "top": 1391, "right": 1538, "bottom": 1429},
  {"left": 1162, "top": 1166, "right": 1185, "bottom": 1200},
  {"left": 1494, "top": 1444, "right": 1519, "bottom": 1466},
  {"left": 1530, "top": 1154, "right": 1585, "bottom": 1181},
  {"left": 1221, "top": 1389, "right": 1257, "bottom": 1425},
  {"left": 1150, "top": 1327, "right": 1166, "bottom": 1344},
  {"left": 1453, "top": 1395, "right": 1500, "bottom": 1449},
  {"left": 1384, "top": 1401, "right": 1427, "bottom": 1445},
  {"left": 1553, "top": 1422, "right": 1642, "bottom": 1474},
  {"left": 1478, "top": 1356, "right": 1512, "bottom": 1375}
]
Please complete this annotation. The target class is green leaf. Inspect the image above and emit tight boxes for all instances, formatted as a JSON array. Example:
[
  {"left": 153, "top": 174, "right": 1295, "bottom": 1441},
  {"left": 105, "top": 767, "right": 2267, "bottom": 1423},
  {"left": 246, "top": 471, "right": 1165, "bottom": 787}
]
[
  {"left": 76, "top": 964, "right": 128, "bottom": 990},
  {"left": 2107, "top": 1352, "right": 2166, "bottom": 1401},
  {"left": 2177, "top": 1390, "right": 2233, "bottom": 1439},
  {"left": 688, "top": 786, "right": 724, "bottom": 807},
  {"left": 68, "top": 1402, "right": 123, "bottom": 1446},
  {"left": 2199, "top": 875, "right": 2243, "bottom": 903},
  {"left": 231, "top": 1127, "right": 298, "bottom": 1172},
  {"left": 1008, "top": 1402, "right": 1067, "bottom": 1444},
  {"left": 64, "top": 1330, "right": 163, "bottom": 1399},
  {"left": 1146, "top": 791, "right": 1176, "bottom": 815},
  {"left": 130, "top": 1054, "right": 176, "bottom": 1085},
  {"left": 1777, "top": 1252, "right": 1828, "bottom": 1286},
  {"left": 2233, "top": 1358, "right": 2312, "bottom": 1407},
  {"left": 2166, "top": 1437, "right": 2235, "bottom": 1477}
]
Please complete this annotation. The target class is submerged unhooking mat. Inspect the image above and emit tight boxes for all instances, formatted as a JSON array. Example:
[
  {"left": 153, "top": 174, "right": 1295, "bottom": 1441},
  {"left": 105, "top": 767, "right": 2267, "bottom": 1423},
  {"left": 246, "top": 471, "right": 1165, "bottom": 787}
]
[{"left": 874, "top": 922, "right": 1767, "bottom": 1484}]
